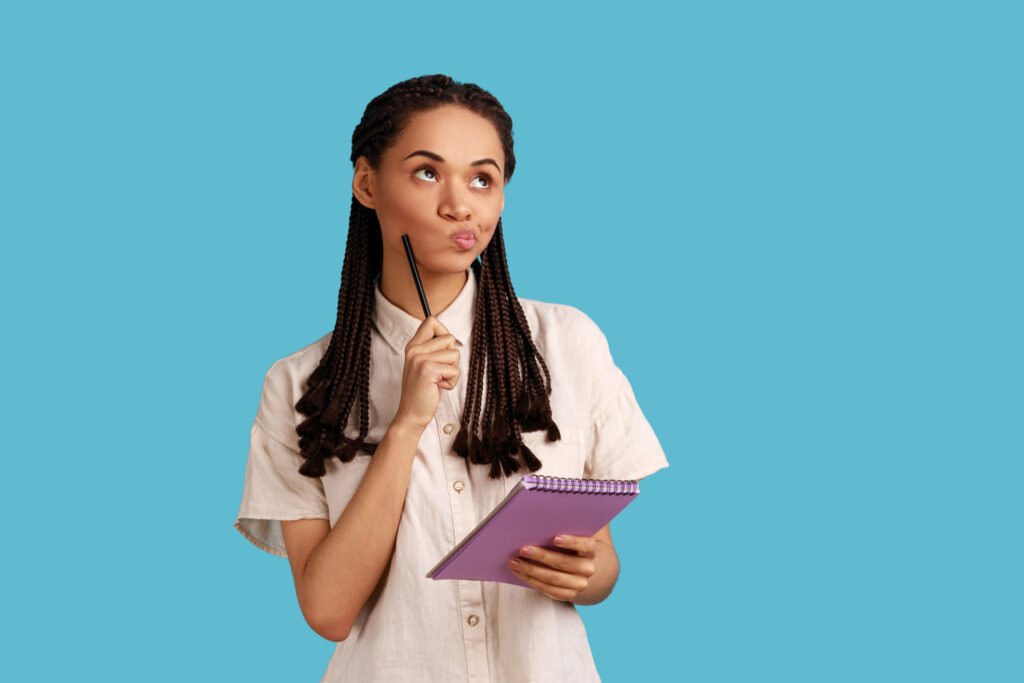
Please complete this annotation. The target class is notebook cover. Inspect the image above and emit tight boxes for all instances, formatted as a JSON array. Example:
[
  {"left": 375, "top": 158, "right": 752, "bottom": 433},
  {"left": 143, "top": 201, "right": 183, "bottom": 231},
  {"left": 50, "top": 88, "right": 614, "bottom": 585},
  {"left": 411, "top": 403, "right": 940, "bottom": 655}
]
[{"left": 427, "top": 475, "right": 639, "bottom": 588}]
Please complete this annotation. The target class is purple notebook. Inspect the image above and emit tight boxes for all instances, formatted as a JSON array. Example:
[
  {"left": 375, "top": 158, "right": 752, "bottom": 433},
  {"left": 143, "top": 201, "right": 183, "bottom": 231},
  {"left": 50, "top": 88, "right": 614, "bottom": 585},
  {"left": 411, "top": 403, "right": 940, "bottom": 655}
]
[{"left": 427, "top": 475, "right": 640, "bottom": 588}]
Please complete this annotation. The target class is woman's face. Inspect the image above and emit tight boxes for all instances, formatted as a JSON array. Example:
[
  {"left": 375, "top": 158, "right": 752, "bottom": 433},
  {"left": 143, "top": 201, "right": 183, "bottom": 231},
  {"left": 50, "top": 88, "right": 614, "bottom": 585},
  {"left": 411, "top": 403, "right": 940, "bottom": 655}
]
[{"left": 354, "top": 105, "right": 507, "bottom": 277}]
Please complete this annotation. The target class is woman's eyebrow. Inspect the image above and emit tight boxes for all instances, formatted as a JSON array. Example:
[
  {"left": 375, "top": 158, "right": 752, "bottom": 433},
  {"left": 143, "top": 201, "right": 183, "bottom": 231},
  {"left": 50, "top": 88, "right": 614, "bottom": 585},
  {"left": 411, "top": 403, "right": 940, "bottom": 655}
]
[{"left": 403, "top": 150, "right": 501, "bottom": 173}]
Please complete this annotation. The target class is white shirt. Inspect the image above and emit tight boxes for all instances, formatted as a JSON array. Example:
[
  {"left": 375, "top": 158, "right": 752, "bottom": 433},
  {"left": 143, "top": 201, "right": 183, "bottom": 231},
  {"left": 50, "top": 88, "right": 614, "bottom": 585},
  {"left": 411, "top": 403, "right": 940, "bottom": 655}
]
[{"left": 234, "top": 268, "right": 669, "bottom": 682}]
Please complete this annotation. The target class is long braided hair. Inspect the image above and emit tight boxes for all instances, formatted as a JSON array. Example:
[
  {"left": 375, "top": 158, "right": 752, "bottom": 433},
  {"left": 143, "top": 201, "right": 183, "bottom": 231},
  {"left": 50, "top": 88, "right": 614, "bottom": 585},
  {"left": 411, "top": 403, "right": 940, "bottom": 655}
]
[{"left": 294, "top": 74, "right": 560, "bottom": 480}]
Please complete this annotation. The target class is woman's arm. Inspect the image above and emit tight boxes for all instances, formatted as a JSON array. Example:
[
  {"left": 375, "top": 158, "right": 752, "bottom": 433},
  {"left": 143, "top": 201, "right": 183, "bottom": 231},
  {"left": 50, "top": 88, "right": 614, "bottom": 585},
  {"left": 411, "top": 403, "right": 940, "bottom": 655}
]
[
  {"left": 281, "top": 317, "right": 460, "bottom": 642},
  {"left": 282, "top": 422, "right": 421, "bottom": 642}
]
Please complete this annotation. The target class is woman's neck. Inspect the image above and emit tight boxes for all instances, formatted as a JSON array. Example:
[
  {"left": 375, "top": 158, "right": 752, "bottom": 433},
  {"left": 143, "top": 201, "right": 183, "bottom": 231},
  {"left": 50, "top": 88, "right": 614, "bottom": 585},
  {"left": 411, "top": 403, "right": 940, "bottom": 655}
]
[{"left": 378, "top": 260, "right": 469, "bottom": 321}]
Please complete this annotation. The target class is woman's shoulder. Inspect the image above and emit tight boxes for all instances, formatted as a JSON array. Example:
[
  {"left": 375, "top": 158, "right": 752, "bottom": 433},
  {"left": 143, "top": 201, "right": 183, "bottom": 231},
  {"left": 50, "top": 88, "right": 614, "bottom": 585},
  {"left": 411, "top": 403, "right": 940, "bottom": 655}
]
[
  {"left": 263, "top": 330, "right": 333, "bottom": 382},
  {"left": 255, "top": 332, "right": 331, "bottom": 424},
  {"left": 516, "top": 295, "right": 609, "bottom": 350}
]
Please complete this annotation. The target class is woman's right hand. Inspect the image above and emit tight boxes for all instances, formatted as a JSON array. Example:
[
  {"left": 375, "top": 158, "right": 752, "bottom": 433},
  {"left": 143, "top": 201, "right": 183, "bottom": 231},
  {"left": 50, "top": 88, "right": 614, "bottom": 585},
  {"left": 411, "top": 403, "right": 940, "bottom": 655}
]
[{"left": 391, "top": 316, "right": 460, "bottom": 434}]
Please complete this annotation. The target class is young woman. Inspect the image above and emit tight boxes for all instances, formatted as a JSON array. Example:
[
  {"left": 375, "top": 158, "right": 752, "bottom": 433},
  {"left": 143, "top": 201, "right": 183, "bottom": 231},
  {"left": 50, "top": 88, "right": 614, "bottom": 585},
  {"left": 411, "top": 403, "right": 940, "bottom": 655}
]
[{"left": 234, "top": 74, "right": 668, "bottom": 682}]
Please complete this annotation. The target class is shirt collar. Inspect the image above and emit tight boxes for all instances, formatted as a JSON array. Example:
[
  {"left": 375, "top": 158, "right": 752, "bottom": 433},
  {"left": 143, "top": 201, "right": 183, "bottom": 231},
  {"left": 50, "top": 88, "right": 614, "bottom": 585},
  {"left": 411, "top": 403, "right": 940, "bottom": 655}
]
[{"left": 372, "top": 268, "right": 477, "bottom": 353}]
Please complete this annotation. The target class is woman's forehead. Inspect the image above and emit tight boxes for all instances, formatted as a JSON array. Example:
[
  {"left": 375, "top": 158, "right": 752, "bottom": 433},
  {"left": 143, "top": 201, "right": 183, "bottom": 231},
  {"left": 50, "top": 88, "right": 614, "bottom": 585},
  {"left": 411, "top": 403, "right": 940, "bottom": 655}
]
[{"left": 389, "top": 106, "right": 504, "bottom": 167}]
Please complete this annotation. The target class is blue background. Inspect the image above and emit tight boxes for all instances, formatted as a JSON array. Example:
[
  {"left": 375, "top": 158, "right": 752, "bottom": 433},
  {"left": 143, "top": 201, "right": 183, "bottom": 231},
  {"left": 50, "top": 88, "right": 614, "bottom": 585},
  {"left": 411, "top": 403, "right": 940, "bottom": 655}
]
[{"left": 2, "top": 1, "right": 1020, "bottom": 681}]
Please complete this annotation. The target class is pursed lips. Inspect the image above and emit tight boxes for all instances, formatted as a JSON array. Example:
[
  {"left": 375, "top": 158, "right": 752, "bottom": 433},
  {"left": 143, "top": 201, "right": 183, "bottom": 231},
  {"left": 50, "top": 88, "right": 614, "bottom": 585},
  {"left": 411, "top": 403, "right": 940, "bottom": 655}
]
[{"left": 451, "top": 230, "right": 477, "bottom": 249}]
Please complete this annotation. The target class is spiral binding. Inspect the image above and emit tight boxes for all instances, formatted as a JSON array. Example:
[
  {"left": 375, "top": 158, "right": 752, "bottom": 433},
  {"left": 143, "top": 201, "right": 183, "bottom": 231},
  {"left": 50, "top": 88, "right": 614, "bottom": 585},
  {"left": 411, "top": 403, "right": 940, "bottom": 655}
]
[{"left": 521, "top": 474, "right": 638, "bottom": 495}]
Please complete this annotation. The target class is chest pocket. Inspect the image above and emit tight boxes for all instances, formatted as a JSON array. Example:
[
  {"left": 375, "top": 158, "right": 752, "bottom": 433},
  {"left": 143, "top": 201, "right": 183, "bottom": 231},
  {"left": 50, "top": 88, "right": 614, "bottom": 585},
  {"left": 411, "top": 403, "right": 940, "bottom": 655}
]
[{"left": 520, "top": 425, "right": 586, "bottom": 480}]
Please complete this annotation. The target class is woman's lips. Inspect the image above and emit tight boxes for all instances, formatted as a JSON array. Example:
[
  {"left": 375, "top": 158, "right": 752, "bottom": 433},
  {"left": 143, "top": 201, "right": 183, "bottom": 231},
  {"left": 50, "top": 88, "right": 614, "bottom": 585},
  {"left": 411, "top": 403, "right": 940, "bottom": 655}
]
[{"left": 451, "top": 230, "right": 476, "bottom": 250}]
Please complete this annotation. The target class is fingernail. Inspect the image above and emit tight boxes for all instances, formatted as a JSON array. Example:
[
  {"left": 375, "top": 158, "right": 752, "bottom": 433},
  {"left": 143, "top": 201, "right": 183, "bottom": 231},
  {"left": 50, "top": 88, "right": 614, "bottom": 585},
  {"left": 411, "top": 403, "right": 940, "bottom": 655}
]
[
  {"left": 520, "top": 546, "right": 533, "bottom": 556},
  {"left": 554, "top": 535, "right": 566, "bottom": 545},
  {"left": 509, "top": 559, "right": 521, "bottom": 570}
]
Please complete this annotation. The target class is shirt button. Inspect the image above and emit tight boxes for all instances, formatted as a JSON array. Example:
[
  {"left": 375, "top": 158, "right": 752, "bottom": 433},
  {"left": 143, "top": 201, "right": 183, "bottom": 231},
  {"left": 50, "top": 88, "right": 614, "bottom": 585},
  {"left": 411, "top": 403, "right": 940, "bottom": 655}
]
[
  {"left": 467, "top": 614, "right": 479, "bottom": 627},
  {"left": 443, "top": 423, "right": 455, "bottom": 434},
  {"left": 452, "top": 480, "right": 465, "bottom": 493}
]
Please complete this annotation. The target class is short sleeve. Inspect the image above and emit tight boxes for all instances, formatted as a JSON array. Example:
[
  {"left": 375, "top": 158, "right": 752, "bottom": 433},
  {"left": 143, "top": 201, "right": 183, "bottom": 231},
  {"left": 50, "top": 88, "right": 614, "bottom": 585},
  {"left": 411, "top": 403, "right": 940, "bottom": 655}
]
[
  {"left": 577, "top": 315, "right": 670, "bottom": 482},
  {"left": 233, "top": 361, "right": 329, "bottom": 559}
]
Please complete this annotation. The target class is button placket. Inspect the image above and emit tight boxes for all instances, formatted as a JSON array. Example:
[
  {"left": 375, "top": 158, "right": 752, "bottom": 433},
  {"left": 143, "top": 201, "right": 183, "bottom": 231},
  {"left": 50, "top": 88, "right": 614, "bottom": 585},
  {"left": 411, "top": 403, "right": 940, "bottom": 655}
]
[
  {"left": 437, "top": 389, "right": 489, "bottom": 681},
  {"left": 437, "top": 393, "right": 473, "bottom": 510}
]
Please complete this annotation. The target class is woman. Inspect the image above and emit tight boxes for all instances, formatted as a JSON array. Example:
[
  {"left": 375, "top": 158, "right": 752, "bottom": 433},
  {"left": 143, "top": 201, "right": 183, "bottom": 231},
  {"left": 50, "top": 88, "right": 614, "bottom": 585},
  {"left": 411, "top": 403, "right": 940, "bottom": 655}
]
[{"left": 234, "top": 74, "right": 668, "bottom": 681}]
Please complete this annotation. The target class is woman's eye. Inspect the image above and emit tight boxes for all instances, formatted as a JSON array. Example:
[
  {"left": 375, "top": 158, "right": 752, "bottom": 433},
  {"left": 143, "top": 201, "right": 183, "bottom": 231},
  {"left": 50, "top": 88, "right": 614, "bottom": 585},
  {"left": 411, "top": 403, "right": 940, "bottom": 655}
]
[
  {"left": 470, "top": 175, "right": 490, "bottom": 189},
  {"left": 414, "top": 167, "right": 438, "bottom": 182}
]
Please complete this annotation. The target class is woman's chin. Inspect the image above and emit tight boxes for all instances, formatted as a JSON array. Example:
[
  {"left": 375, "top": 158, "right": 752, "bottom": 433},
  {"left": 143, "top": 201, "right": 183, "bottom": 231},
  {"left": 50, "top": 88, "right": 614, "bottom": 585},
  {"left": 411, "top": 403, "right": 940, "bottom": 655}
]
[{"left": 421, "top": 251, "right": 479, "bottom": 275}]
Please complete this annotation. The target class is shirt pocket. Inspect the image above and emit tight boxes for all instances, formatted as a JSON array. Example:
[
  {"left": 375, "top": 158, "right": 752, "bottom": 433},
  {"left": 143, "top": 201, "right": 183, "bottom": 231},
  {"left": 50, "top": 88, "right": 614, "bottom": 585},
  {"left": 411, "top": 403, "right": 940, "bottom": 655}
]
[{"left": 520, "top": 425, "right": 586, "bottom": 479}]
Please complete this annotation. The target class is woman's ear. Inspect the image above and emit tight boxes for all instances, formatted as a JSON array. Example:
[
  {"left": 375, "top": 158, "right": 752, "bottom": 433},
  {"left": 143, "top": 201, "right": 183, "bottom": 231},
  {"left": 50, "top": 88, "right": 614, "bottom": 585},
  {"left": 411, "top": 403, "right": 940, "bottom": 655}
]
[{"left": 352, "top": 156, "right": 377, "bottom": 209}]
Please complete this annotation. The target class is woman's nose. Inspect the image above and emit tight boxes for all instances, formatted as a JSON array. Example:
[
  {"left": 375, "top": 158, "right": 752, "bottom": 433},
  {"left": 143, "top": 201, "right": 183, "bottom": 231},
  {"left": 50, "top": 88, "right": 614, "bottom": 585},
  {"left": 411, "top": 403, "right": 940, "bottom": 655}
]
[{"left": 439, "top": 185, "right": 471, "bottom": 221}]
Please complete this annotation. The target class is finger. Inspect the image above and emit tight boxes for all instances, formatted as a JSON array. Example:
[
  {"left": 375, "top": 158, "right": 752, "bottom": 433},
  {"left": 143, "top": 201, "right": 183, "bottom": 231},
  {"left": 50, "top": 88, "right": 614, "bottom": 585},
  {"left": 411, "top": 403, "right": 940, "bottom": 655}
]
[
  {"left": 431, "top": 363, "right": 461, "bottom": 390},
  {"left": 408, "top": 316, "right": 452, "bottom": 346},
  {"left": 509, "top": 563, "right": 581, "bottom": 602},
  {"left": 552, "top": 534, "right": 598, "bottom": 558},
  {"left": 408, "top": 349, "right": 458, "bottom": 389},
  {"left": 407, "top": 333, "right": 457, "bottom": 357},
  {"left": 514, "top": 558, "right": 589, "bottom": 591},
  {"left": 518, "top": 545, "right": 595, "bottom": 576},
  {"left": 516, "top": 552, "right": 598, "bottom": 585},
  {"left": 412, "top": 348, "right": 460, "bottom": 367}
]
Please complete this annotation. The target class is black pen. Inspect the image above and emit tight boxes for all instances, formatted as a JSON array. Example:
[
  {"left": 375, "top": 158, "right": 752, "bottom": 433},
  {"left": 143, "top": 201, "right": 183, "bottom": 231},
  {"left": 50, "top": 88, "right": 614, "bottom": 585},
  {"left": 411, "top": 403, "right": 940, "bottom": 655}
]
[{"left": 401, "top": 234, "right": 431, "bottom": 318}]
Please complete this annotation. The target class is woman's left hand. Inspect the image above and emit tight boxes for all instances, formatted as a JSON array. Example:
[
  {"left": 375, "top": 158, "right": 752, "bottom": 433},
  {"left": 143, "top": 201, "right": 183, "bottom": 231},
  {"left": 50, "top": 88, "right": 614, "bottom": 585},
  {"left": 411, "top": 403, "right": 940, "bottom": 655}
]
[{"left": 508, "top": 534, "right": 597, "bottom": 602}]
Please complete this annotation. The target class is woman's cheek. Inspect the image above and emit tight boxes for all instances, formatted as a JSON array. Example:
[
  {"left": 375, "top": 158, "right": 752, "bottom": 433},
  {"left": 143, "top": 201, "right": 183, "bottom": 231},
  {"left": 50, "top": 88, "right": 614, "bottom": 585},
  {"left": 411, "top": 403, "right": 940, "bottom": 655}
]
[
  {"left": 477, "top": 222, "right": 499, "bottom": 254},
  {"left": 385, "top": 189, "right": 423, "bottom": 224},
  {"left": 378, "top": 188, "right": 428, "bottom": 244}
]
